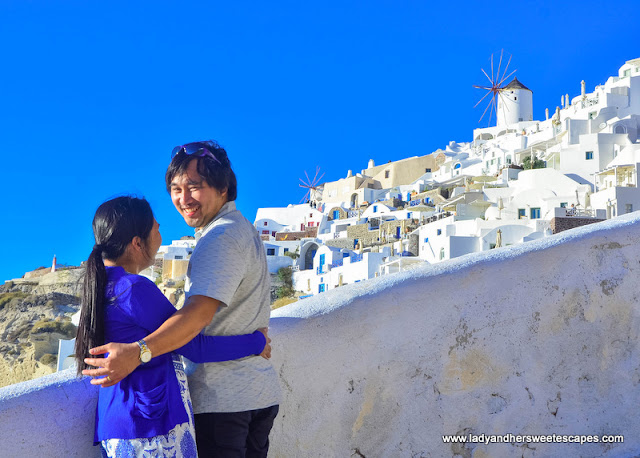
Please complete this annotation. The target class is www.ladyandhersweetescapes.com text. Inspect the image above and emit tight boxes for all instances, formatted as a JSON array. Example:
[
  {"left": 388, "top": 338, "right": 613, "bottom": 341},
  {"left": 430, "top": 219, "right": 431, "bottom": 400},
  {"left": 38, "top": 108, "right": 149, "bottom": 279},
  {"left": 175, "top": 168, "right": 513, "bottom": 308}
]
[{"left": 442, "top": 433, "right": 624, "bottom": 445}]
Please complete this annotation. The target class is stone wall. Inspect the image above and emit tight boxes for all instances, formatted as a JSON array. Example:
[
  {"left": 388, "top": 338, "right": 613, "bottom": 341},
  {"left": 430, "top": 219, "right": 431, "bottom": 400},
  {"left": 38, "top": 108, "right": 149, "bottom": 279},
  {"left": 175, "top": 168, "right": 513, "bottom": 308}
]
[
  {"left": 275, "top": 227, "right": 318, "bottom": 241},
  {"left": 325, "top": 238, "right": 356, "bottom": 251},
  {"left": 326, "top": 207, "right": 348, "bottom": 221},
  {"left": 407, "top": 233, "right": 419, "bottom": 256},
  {"left": 347, "top": 219, "right": 417, "bottom": 246},
  {"left": 378, "top": 197, "right": 403, "bottom": 209},
  {"left": 550, "top": 216, "right": 606, "bottom": 234}
]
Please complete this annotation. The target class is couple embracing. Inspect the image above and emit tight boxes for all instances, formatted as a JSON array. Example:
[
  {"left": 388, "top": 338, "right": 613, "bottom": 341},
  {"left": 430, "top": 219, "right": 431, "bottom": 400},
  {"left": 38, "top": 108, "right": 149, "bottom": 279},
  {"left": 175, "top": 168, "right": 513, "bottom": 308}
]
[{"left": 76, "top": 141, "right": 281, "bottom": 457}]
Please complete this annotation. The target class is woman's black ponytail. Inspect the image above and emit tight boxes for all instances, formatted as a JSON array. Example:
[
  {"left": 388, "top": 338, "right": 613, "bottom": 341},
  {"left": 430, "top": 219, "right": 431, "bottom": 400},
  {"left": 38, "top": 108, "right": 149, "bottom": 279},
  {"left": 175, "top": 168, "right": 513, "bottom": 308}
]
[
  {"left": 75, "top": 245, "right": 107, "bottom": 374},
  {"left": 74, "top": 197, "right": 154, "bottom": 375}
]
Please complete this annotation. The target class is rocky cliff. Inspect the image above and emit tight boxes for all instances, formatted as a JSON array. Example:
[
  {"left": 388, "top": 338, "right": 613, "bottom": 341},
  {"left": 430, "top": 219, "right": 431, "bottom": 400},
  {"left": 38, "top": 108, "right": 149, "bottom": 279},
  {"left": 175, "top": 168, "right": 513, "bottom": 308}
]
[{"left": 0, "top": 268, "right": 82, "bottom": 388}]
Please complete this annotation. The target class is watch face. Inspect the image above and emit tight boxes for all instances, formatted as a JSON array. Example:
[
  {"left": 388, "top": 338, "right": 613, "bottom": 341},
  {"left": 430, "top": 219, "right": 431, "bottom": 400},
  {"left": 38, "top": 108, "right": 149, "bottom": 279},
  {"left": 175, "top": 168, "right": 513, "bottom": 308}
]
[{"left": 141, "top": 350, "right": 152, "bottom": 363}]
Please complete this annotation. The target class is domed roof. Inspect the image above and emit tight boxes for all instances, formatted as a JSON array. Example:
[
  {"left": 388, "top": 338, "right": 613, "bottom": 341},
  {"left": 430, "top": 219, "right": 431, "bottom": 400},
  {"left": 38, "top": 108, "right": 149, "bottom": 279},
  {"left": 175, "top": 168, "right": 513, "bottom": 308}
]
[{"left": 504, "top": 77, "right": 531, "bottom": 92}]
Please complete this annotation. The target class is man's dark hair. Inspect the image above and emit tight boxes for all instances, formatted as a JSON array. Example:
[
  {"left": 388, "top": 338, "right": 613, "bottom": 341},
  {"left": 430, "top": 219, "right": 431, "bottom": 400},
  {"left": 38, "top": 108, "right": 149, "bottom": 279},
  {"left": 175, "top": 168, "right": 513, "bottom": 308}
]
[{"left": 165, "top": 140, "right": 238, "bottom": 201}]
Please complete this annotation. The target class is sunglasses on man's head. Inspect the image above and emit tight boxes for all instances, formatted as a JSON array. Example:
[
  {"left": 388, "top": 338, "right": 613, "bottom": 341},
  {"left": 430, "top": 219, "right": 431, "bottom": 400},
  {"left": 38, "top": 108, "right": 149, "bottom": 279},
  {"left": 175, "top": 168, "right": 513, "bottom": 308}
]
[{"left": 171, "top": 142, "right": 222, "bottom": 165}]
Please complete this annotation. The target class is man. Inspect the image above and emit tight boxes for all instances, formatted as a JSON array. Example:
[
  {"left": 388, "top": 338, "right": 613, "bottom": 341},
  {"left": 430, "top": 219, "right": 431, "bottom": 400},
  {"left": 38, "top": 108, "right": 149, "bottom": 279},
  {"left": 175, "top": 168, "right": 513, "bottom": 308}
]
[{"left": 83, "top": 140, "right": 281, "bottom": 457}]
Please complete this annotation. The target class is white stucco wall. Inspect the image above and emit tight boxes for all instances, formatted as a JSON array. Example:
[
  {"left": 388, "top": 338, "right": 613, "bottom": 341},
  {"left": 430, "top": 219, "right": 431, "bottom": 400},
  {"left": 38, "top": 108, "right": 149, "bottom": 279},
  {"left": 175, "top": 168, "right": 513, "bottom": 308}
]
[
  {"left": 3, "top": 214, "right": 640, "bottom": 456},
  {"left": 265, "top": 255, "right": 293, "bottom": 274},
  {"left": 0, "top": 370, "right": 100, "bottom": 457},
  {"left": 269, "top": 213, "right": 640, "bottom": 456}
]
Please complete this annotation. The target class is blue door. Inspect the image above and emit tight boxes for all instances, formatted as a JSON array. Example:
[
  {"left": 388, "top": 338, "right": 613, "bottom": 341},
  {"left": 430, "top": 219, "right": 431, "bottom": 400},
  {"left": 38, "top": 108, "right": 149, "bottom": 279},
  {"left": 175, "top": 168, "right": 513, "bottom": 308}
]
[
  {"left": 319, "top": 284, "right": 325, "bottom": 293},
  {"left": 396, "top": 226, "right": 401, "bottom": 239},
  {"left": 333, "top": 210, "right": 340, "bottom": 220}
]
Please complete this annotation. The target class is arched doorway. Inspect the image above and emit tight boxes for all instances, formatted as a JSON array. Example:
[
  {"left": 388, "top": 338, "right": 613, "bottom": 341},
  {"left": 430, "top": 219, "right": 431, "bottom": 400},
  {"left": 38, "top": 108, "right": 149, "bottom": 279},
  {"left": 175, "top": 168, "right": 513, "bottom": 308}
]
[
  {"left": 350, "top": 193, "right": 358, "bottom": 209},
  {"left": 300, "top": 241, "right": 320, "bottom": 270}
]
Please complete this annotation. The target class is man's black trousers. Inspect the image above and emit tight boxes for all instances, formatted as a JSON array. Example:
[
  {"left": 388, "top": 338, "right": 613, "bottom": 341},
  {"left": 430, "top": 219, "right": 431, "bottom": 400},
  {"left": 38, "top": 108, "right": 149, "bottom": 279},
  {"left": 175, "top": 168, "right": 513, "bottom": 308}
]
[{"left": 194, "top": 405, "right": 280, "bottom": 458}]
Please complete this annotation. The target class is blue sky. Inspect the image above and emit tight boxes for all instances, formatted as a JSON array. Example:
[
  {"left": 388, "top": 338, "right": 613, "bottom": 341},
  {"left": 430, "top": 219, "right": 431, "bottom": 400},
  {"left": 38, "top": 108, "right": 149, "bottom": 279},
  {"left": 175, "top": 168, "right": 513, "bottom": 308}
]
[{"left": 1, "top": 1, "right": 638, "bottom": 282}]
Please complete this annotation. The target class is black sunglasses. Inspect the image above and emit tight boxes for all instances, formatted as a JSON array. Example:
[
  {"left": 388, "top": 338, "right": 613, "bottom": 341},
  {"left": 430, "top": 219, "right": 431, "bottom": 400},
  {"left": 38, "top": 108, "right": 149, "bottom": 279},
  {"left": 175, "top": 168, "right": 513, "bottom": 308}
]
[{"left": 171, "top": 142, "right": 221, "bottom": 165}]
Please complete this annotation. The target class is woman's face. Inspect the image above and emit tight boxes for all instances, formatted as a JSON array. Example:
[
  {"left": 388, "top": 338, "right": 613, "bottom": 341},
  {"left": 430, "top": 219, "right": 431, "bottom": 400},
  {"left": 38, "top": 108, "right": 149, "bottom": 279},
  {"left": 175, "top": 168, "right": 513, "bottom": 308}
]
[{"left": 143, "top": 219, "right": 162, "bottom": 268}]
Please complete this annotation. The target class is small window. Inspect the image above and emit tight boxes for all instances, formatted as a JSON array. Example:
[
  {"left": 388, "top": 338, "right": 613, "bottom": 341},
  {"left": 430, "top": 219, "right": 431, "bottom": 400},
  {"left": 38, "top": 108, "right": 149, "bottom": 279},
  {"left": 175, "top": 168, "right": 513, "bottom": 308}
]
[
  {"left": 373, "top": 205, "right": 378, "bottom": 212},
  {"left": 518, "top": 209, "right": 526, "bottom": 219},
  {"left": 309, "top": 213, "right": 313, "bottom": 217},
  {"left": 407, "top": 212, "right": 411, "bottom": 219},
  {"left": 437, "top": 229, "right": 442, "bottom": 236},
  {"left": 261, "top": 230, "right": 269, "bottom": 234},
  {"left": 308, "top": 222, "right": 314, "bottom": 227},
  {"left": 560, "top": 202, "right": 567, "bottom": 208},
  {"left": 439, "top": 248, "right": 445, "bottom": 260},
  {"left": 530, "top": 208, "right": 541, "bottom": 219},
  {"left": 423, "top": 237, "right": 429, "bottom": 243},
  {"left": 283, "top": 248, "right": 289, "bottom": 253},
  {"left": 425, "top": 168, "right": 431, "bottom": 173},
  {"left": 271, "top": 231, "right": 276, "bottom": 237},
  {"left": 518, "top": 118, "right": 523, "bottom": 122},
  {"left": 514, "top": 96, "right": 517, "bottom": 101},
  {"left": 385, "top": 170, "right": 390, "bottom": 178},
  {"left": 267, "top": 248, "right": 275, "bottom": 256},
  {"left": 263, "top": 222, "right": 268, "bottom": 226},
  {"left": 626, "top": 204, "right": 633, "bottom": 214},
  {"left": 588, "top": 111, "right": 597, "bottom": 120},
  {"left": 586, "top": 151, "right": 594, "bottom": 160},
  {"left": 175, "top": 255, "right": 183, "bottom": 260}
]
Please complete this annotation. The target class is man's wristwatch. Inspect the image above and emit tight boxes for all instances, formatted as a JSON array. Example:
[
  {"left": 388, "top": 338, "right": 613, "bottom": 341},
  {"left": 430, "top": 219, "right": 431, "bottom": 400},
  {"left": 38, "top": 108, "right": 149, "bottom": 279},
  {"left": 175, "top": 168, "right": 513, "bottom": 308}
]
[{"left": 137, "top": 339, "right": 152, "bottom": 364}]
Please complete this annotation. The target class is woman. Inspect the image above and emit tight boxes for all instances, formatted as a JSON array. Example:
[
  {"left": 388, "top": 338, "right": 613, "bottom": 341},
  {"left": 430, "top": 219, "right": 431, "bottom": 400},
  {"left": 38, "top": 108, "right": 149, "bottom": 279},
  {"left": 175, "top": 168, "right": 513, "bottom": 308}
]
[{"left": 75, "top": 196, "right": 268, "bottom": 457}]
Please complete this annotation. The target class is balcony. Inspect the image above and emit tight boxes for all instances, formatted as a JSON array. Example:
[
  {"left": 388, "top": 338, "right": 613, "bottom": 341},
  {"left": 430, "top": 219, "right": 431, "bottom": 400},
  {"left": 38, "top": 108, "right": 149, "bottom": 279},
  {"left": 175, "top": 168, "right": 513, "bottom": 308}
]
[{"left": 316, "top": 265, "right": 330, "bottom": 275}]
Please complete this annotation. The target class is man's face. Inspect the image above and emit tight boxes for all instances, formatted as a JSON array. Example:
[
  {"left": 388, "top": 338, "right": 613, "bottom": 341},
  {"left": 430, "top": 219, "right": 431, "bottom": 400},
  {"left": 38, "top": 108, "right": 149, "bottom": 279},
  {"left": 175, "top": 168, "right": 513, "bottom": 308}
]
[{"left": 169, "top": 159, "right": 228, "bottom": 230}]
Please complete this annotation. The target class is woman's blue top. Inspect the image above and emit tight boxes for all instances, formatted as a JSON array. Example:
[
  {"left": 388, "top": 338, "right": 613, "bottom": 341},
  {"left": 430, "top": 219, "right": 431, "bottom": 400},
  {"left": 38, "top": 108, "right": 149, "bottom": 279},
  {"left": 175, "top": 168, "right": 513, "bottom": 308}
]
[{"left": 94, "top": 266, "right": 265, "bottom": 442}]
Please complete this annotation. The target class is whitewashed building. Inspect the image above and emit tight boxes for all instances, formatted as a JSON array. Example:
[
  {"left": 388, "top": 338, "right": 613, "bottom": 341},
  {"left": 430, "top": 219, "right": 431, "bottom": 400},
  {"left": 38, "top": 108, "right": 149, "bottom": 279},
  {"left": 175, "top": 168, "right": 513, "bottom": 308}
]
[
  {"left": 255, "top": 204, "right": 327, "bottom": 234},
  {"left": 292, "top": 246, "right": 388, "bottom": 295}
]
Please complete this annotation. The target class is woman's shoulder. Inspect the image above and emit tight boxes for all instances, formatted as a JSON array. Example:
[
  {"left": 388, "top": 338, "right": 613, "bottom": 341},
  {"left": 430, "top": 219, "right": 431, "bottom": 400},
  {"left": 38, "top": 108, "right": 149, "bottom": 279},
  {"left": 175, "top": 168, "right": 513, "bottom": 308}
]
[{"left": 106, "top": 267, "right": 159, "bottom": 297}]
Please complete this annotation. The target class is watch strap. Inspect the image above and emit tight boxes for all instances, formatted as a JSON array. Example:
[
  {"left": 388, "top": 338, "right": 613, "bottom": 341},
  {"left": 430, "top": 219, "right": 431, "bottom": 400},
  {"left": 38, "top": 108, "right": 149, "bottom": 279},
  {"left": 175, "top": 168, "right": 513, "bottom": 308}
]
[{"left": 137, "top": 339, "right": 152, "bottom": 363}]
